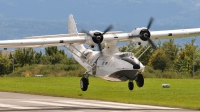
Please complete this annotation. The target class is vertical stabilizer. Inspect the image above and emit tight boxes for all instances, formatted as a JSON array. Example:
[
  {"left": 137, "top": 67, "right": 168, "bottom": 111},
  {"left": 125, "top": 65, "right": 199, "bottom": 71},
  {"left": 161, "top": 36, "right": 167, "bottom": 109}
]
[
  {"left": 68, "top": 14, "right": 78, "bottom": 34},
  {"left": 67, "top": 14, "right": 90, "bottom": 71}
]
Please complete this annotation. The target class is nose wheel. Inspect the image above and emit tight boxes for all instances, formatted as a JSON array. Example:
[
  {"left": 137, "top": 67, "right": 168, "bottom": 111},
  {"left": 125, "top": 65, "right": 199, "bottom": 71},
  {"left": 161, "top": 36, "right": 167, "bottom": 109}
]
[
  {"left": 128, "top": 81, "right": 134, "bottom": 90},
  {"left": 128, "top": 74, "right": 144, "bottom": 91}
]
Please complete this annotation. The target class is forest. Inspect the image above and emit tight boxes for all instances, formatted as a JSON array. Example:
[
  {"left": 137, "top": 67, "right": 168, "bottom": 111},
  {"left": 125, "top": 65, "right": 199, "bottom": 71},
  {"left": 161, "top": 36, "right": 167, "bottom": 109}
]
[{"left": 0, "top": 39, "right": 199, "bottom": 78}]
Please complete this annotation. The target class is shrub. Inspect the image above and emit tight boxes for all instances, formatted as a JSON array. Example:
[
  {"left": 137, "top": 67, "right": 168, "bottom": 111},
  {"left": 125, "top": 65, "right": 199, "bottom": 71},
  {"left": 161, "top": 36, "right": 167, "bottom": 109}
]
[{"left": 9, "top": 64, "right": 85, "bottom": 77}]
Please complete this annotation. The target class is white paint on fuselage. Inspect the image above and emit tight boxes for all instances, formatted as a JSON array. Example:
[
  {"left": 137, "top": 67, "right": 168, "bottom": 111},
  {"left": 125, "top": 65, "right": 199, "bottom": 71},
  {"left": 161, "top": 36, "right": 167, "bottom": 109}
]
[
  {"left": 95, "top": 52, "right": 145, "bottom": 81},
  {"left": 96, "top": 56, "right": 132, "bottom": 76}
]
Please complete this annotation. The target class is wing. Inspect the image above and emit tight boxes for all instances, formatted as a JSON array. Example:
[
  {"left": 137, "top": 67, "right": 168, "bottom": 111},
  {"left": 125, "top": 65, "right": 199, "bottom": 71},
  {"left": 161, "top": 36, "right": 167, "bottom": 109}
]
[
  {"left": 0, "top": 28, "right": 200, "bottom": 48},
  {"left": 102, "top": 28, "right": 200, "bottom": 43},
  {"left": 0, "top": 34, "right": 86, "bottom": 48},
  {"left": 1, "top": 14, "right": 200, "bottom": 48},
  {"left": 150, "top": 28, "right": 200, "bottom": 40}
]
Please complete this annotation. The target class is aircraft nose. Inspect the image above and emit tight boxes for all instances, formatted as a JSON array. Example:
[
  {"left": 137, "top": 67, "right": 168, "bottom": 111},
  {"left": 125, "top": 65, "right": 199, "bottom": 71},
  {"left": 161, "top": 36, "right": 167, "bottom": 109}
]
[{"left": 133, "top": 64, "right": 140, "bottom": 69}]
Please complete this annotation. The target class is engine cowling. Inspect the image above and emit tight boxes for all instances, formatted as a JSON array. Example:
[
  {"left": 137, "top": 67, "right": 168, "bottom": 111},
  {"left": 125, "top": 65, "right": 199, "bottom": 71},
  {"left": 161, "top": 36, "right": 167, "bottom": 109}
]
[
  {"left": 85, "top": 30, "right": 104, "bottom": 47},
  {"left": 83, "top": 25, "right": 113, "bottom": 54},
  {"left": 129, "top": 18, "right": 156, "bottom": 49},
  {"left": 139, "top": 29, "right": 151, "bottom": 41},
  {"left": 131, "top": 27, "right": 151, "bottom": 41}
]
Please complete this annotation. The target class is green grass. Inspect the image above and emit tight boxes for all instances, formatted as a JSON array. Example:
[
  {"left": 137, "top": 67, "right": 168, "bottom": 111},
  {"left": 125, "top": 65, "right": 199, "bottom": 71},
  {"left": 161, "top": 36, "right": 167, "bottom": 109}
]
[{"left": 0, "top": 77, "right": 199, "bottom": 110}]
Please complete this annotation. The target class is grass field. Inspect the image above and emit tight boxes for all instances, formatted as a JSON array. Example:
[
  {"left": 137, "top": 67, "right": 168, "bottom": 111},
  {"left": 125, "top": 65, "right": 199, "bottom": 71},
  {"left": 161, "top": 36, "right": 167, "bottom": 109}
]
[{"left": 0, "top": 77, "right": 199, "bottom": 110}]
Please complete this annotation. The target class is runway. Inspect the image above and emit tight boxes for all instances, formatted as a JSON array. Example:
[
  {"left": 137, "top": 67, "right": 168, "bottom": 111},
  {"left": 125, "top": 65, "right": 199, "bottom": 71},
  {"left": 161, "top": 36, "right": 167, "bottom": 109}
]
[{"left": 0, "top": 92, "right": 197, "bottom": 112}]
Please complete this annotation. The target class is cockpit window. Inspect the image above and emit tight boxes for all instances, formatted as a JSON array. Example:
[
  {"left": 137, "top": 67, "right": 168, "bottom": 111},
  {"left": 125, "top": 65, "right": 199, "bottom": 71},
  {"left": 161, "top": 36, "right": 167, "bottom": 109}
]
[
  {"left": 114, "top": 52, "right": 135, "bottom": 59},
  {"left": 118, "top": 52, "right": 134, "bottom": 58}
]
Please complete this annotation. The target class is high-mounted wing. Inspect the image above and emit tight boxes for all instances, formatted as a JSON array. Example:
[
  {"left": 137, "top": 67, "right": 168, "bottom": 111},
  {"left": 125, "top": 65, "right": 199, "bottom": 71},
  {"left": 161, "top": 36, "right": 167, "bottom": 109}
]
[
  {"left": 0, "top": 28, "right": 200, "bottom": 48},
  {"left": 0, "top": 34, "right": 86, "bottom": 48},
  {"left": 126, "top": 17, "right": 200, "bottom": 48},
  {"left": 150, "top": 28, "right": 200, "bottom": 40},
  {"left": 124, "top": 28, "right": 200, "bottom": 47},
  {"left": 0, "top": 13, "right": 200, "bottom": 49}
]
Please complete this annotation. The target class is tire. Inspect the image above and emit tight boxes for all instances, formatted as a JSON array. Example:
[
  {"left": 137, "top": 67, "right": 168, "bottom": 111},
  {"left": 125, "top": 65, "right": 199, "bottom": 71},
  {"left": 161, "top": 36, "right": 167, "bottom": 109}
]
[
  {"left": 135, "top": 74, "right": 144, "bottom": 87},
  {"left": 80, "top": 77, "right": 88, "bottom": 91},
  {"left": 128, "top": 81, "right": 134, "bottom": 90}
]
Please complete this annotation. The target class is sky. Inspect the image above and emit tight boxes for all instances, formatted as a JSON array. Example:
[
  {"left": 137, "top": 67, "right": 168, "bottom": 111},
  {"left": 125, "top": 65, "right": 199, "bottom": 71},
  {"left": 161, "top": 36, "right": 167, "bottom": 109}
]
[
  {"left": 1, "top": 0, "right": 200, "bottom": 45},
  {"left": 1, "top": 0, "right": 200, "bottom": 28}
]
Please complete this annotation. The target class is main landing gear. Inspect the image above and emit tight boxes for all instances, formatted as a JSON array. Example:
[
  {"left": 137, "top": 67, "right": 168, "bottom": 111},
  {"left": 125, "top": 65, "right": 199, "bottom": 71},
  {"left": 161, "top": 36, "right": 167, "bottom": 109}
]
[
  {"left": 80, "top": 77, "right": 89, "bottom": 91},
  {"left": 135, "top": 73, "right": 144, "bottom": 87},
  {"left": 80, "top": 73, "right": 144, "bottom": 91},
  {"left": 128, "top": 73, "right": 144, "bottom": 91},
  {"left": 80, "top": 72, "right": 90, "bottom": 91}
]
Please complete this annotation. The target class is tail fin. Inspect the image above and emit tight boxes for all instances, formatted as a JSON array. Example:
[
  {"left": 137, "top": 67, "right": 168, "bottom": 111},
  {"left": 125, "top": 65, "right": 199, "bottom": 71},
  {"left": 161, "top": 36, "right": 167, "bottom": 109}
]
[{"left": 68, "top": 14, "right": 78, "bottom": 34}]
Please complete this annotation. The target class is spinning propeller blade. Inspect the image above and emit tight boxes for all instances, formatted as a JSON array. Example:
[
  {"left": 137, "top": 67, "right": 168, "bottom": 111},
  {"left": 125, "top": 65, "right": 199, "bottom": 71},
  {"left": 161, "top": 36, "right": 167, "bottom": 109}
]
[
  {"left": 102, "top": 25, "right": 114, "bottom": 35},
  {"left": 146, "top": 17, "right": 156, "bottom": 49},
  {"left": 129, "top": 17, "right": 156, "bottom": 49},
  {"left": 97, "top": 40, "right": 102, "bottom": 55},
  {"left": 147, "top": 17, "right": 154, "bottom": 29},
  {"left": 82, "top": 25, "right": 114, "bottom": 56},
  {"left": 81, "top": 30, "right": 93, "bottom": 37},
  {"left": 147, "top": 38, "right": 156, "bottom": 49}
]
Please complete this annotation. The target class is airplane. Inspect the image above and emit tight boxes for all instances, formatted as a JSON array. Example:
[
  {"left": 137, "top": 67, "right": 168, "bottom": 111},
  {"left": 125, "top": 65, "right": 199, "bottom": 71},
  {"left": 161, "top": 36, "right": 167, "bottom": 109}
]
[{"left": 0, "top": 14, "right": 200, "bottom": 91}]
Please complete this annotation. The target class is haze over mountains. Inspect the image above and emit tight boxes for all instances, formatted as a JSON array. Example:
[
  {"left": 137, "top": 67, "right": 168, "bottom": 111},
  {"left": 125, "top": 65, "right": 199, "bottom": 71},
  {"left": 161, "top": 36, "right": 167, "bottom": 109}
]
[{"left": 0, "top": 0, "right": 200, "bottom": 43}]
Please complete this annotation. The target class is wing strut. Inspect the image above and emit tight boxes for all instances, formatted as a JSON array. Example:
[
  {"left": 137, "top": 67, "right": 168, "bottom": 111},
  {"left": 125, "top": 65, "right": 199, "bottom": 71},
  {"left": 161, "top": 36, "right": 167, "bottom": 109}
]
[
  {"left": 64, "top": 45, "right": 83, "bottom": 59},
  {"left": 64, "top": 45, "right": 96, "bottom": 69},
  {"left": 135, "top": 44, "right": 151, "bottom": 59}
]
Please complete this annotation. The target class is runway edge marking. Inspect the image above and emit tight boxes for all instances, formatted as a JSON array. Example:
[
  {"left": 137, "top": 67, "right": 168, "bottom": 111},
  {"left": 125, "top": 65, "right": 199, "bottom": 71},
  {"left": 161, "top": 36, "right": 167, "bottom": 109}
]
[
  {"left": 88, "top": 101, "right": 180, "bottom": 110},
  {"left": 21, "top": 100, "right": 85, "bottom": 108},
  {"left": 22, "top": 100, "right": 180, "bottom": 110},
  {"left": 0, "top": 103, "right": 39, "bottom": 109},
  {"left": 57, "top": 101, "right": 138, "bottom": 109}
]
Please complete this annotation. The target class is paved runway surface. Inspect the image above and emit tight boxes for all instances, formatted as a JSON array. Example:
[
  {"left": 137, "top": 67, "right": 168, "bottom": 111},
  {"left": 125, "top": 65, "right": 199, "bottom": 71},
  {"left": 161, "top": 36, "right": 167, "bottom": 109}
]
[{"left": 0, "top": 92, "right": 198, "bottom": 112}]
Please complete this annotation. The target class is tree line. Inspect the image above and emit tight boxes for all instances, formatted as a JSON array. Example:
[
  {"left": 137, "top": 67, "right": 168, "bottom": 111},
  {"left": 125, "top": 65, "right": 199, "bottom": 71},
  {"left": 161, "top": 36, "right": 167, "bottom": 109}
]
[
  {"left": 0, "top": 46, "right": 77, "bottom": 76},
  {"left": 0, "top": 39, "right": 199, "bottom": 78}
]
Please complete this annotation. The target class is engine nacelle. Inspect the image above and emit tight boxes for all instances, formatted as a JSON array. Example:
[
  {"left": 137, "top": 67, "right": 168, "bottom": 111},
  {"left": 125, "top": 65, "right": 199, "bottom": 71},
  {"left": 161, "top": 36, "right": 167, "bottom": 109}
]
[
  {"left": 131, "top": 27, "right": 151, "bottom": 41},
  {"left": 85, "top": 30, "right": 104, "bottom": 47}
]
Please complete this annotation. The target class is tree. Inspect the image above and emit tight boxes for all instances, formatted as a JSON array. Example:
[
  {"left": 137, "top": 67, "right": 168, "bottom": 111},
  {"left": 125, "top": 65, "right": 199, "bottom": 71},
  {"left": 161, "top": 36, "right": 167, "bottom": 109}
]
[
  {"left": 0, "top": 52, "right": 12, "bottom": 75},
  {"left": 175, "top": 38, "right": 198, "bottom": 76},
  {"left": 35, "top": 51, "right": 42, "bottom": 64},
  {"left": 42, "top": 46, "right": 68, "bottom": 65},
  {"left": 14, "top": 48, "right": 35, "bottom": 67},
  {"left": 162, "top": 39, "right": 179, "bottom": 65},
  {"left": 148, "top": 49, "right": 170, "bottom": 72}
]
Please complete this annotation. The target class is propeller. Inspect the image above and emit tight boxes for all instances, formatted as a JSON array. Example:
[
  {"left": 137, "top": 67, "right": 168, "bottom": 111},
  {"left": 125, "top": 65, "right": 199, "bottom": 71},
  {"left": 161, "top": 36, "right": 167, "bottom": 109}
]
[
  {"left": 82, "top": 25, "right": 113, "bottom": 55},
  {"left": 147, "top": 17, "right": 154, "bottom": 29},
  {"left": 129, "top": 17, "right": 156, "bottom": 49}
]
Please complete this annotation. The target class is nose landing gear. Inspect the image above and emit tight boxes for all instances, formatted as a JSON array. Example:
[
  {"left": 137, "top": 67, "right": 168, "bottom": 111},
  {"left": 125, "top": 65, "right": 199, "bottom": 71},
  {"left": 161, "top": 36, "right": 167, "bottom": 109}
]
[
  {"left": 128, "top": 73, "right": 144, "bottom": 91},
  {"left": 128, "top": 81, "right": 134, "bottom": 90}
]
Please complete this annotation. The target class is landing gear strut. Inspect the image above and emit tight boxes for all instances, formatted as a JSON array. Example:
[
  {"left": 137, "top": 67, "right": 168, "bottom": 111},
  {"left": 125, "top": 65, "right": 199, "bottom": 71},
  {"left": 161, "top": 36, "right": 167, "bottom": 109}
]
[{"left": 128, "top": 81, "right": 134, "bottom": 90}]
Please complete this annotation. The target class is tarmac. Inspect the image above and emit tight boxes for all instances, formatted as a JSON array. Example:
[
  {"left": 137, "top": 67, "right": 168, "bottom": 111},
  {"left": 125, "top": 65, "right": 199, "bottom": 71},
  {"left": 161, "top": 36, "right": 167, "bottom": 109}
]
[{"left": 0, "top": 92, "right": 198, "bottom": 112}]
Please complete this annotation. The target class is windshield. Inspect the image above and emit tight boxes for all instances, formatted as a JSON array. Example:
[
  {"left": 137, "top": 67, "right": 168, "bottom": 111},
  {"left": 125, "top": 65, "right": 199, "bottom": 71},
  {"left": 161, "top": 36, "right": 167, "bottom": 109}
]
[{"left": 115, "top": 52, "right": 135, "bottom": 59}]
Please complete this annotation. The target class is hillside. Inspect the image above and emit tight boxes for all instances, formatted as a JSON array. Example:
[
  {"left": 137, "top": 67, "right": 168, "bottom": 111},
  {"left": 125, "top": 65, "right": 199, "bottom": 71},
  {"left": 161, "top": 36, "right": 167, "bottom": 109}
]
[{"left": 0, "top": 0, "right": 200, "bottom": 45}]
